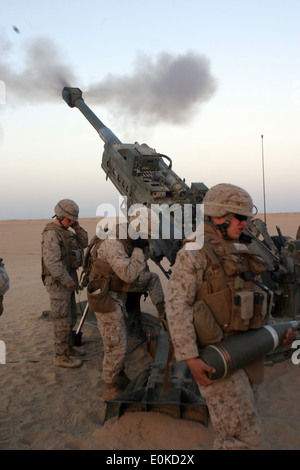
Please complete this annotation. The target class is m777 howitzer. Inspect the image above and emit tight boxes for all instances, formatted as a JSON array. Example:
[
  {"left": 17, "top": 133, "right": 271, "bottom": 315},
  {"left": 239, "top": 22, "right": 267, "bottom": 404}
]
[
  {"left": 62, "top": 87, "right": 208, "bottom": 275},
  {"left": 62, "top": 87, "right": 300, "bottom": 318},
  {"left": 62, "top": 86, "right": 210, "bottom": 423},
  {"left": 62, "top": 87, "right": 300, "bottom": 424},
  {"left": 245, "top": 218, "right": 300, "bottom": 319}
]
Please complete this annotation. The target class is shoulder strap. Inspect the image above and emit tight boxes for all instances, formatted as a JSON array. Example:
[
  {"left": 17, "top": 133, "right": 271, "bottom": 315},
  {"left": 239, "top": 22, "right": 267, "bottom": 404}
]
[
  {"left": 202, "top": 241, "right": 221, "bottom": 267},
  {"left": 80, "top": 235, "right": 103, "bottom": 287}
]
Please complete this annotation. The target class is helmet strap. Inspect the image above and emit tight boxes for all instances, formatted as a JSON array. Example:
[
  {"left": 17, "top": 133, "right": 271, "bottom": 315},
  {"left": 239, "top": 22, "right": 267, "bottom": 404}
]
[
  {"left": 208, "top": 214, "right": 233, "bottom": 240},
  {"left": 52, "top": 215, "right": 67, "bottom": 229}
]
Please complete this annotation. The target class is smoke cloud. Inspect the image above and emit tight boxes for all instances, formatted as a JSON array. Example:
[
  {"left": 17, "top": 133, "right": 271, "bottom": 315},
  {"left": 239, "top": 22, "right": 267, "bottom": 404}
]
[
  {"left": 86, "top": 51, "right": 217, "bottom": 124},
  {"left": 0, "top": 35, "right": 78, "bottom": 105},
  {"left": 0, "top": 35, "right": 217, "bottom": 124}
]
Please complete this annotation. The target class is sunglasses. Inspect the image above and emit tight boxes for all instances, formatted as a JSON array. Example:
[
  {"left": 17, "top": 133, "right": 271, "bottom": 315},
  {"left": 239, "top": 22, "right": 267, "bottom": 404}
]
[{"left": 234, "top": 214, "right": 248, "bottom": 222}]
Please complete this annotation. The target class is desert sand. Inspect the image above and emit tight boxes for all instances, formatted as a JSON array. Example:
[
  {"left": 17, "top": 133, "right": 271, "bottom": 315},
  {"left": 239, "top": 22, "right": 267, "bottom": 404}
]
[{"left": 0, "top": 213, "right": 300, "bottom": 451}]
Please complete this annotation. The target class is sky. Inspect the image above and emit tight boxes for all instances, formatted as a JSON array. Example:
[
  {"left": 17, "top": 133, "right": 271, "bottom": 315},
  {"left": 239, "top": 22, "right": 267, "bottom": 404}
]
[{"left": 0, "top": 0, "right": 299, "bottom": 221}]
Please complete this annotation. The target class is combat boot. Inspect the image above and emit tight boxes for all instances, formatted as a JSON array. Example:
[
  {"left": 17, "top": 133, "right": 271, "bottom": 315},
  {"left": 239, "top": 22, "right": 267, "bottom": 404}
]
[
  {"left": 102, "top": 371, "right": 130, "bottom": 400},
  {"left": 54, "top": 353, "right": 83, "bottom": 369},
  {"left": 102, "top": 383, "right": 123, "bottom": 400},
  {"left": 67, "top": 346, "right": 86, "bottom": 357}
]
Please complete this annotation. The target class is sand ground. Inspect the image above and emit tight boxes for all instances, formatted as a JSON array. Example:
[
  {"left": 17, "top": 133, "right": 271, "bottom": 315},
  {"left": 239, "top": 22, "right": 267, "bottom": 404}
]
[{"left": 0, "top": 214, "right": 300, "bottom": 450}]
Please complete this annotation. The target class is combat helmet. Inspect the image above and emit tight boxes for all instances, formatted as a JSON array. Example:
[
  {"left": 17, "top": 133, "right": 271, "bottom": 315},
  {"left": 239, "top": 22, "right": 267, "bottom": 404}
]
[
  {"left": 203, "top": 183, "right": 253, "bottom": 240},
  {"left": 204, "top": 183, "right": 253, "bottom": 218},
  {"left": 54, "top": 199, "right": 79, "bottom": 222}
]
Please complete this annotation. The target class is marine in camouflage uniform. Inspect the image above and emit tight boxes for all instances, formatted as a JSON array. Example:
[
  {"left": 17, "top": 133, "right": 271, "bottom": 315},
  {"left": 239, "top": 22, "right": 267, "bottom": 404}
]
[
  {"left": 41, "top": 199, "right": 88, "bottom": 368},
  {"left": 166, "top": 183, "right": 293, "bottom": 450},
  {"left": 89, "top": 216, "right": 165, "bottom": 400},
  {"left": 0, "top": 258, "right": 9, "bottom": 315}
]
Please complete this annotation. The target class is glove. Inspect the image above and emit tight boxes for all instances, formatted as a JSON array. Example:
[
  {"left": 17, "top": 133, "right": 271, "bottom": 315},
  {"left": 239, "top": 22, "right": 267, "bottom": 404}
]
[{"left": 131, "top": 238, "right": 149, "bottom": 249}]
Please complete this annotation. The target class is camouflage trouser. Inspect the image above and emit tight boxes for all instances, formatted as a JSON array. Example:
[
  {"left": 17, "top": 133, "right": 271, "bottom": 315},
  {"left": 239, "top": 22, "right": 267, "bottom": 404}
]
[
  {"left": 46, "top": 283, "right": 78, "bottom": 355},
  {"left": 95, "top": 295, "right": 127, "bottom": 384},
  {"left": 199, "top": 369, "right": 262, "bottom": 450},
  {"left": 128, "top": 269, "right": 164, "bottom": 306},
  {"left": 95, "top": 270, "right": 164, "bottom": 384}
]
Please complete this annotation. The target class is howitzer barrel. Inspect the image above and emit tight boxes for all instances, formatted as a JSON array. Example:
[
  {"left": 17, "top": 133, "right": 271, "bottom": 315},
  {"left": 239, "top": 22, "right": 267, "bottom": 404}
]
[
  {"left": 62, "top": 87, "right": 121, "bottom": 146},
  {"left": 199, "top": 321, "right": 299, "bottom": 380},
  {"left": 62, "top": 86, "right": 207, "bottom": 267}
]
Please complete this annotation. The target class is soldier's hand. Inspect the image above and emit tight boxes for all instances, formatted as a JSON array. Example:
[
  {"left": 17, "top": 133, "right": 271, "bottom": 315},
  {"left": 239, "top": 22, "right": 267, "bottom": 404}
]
[
  {"left": 66, "top": 281, "right": 77, "bottom": 291},
  {"left": 184, "top": 357, "right": 215, "bottom": 387},
  {"left": 71, "top": 221, "right": 80, "bottom": 231},
  {"left": 282, "top": 328, "right": 294, "bottom": 346}
]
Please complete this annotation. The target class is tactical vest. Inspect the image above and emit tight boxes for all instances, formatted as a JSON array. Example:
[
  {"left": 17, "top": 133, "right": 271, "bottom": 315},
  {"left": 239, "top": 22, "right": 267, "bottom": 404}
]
[
  {"left": 41, "top": 222, "right": 84, "bottom": 280},
  {"left": 192, "top": 224, "right": 269, "bottom": 345},
  {"left": 81, "top": 232, "right": 134, "bottom": 292}
]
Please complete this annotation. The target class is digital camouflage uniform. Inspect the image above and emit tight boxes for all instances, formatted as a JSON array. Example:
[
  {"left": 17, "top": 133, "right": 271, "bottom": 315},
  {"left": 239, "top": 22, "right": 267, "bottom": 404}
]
[
  {"left": 41, "top": 223, "right": 88, "bottom": 357},
  {"left": 94, "top": 237, "right": 164, "bottom": 385},
  {"left": 166, "top": 183, "right": 271, "bottom": 450},
  {"left": 166, "top": 239, "right": 263, "bottom": 450}
]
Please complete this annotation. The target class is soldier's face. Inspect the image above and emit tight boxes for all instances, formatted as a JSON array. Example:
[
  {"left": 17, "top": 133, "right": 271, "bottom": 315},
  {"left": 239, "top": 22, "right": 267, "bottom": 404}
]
[
  {"left": 61, "top": 217, "right": 75, "bottom": 228},
  {"left": 227, "top": 215, "right": 247, "bottom": 240}
]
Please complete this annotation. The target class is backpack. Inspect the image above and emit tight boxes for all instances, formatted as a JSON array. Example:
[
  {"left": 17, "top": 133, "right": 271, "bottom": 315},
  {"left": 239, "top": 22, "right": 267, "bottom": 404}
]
[
  {"left": 80, "top": 233, "right": 134, "bottom": 292},
  {"left": 80, "top": 235, "right": 103, "bottom": 288}
]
